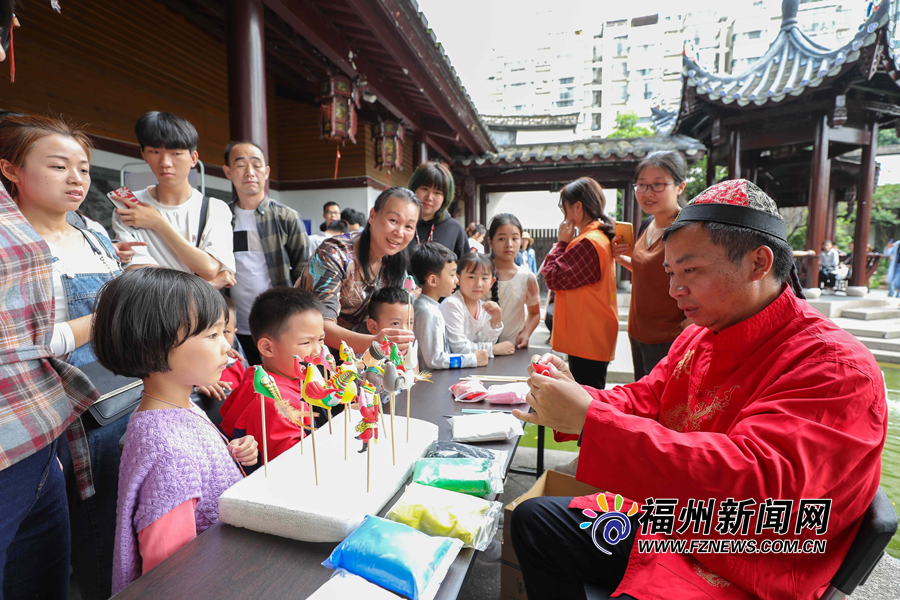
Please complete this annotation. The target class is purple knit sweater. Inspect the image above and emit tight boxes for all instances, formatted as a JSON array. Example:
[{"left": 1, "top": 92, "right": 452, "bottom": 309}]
[{"left": 112, "top": 407, "right": 242, "bottom": 593}]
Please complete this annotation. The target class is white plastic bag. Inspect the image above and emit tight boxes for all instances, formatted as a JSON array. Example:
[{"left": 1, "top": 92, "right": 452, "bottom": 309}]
[{"left": 450, "top": 412, "right": 524, "bottom": 442}]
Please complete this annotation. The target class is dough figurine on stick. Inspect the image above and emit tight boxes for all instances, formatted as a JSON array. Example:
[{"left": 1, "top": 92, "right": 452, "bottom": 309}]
[
  {"left": 298, "top": 359, "right": 343, "bottom": 486},
  {"left": 354, "top": 384, "right": 380, "bottom": 492},
  {"left": 252, "top": 365, "right": 312, "bottom": 478},
  {"left": 399, "top": 340, "right": 432, "bottom": 442}
]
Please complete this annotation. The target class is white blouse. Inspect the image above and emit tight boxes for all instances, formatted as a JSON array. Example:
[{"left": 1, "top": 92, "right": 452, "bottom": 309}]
[{"left": 439, "top": 290, "right": 503, "bottom": 357}]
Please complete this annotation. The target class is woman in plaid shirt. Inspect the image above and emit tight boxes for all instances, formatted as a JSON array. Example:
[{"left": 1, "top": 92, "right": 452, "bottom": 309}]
[{"left": 0, "top": 119, "right": 98, "bottom": 597}]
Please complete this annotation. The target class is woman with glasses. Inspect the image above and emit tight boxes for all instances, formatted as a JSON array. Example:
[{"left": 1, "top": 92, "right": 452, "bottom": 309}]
[
  {"left": 612, "top": 151, "right": 689, "bottom": 380},
  {"left": 540, "top": 177, "right": 617, "bottom": 390}
]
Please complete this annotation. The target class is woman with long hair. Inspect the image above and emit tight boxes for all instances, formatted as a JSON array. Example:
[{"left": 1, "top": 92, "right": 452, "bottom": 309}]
[
  {"left": 541, "top": 177, "right": 618, "bottom": 389},
  {"left": 297, "top": 187, "right": 419, "bottom": 354},
  {"left": 405, "top": 161, "right": 469, "bottom": 260},
  {"left": 612, "top": 151, "right": 689, "bottom": 380}
]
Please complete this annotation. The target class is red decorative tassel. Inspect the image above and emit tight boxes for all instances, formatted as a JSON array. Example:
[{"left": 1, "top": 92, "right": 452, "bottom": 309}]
[
  {"left": 9, "top": 24, "right": 14, "bottom": 83},
  {"left": 333, "top": 146, "right": 341, "bottom": 180}
]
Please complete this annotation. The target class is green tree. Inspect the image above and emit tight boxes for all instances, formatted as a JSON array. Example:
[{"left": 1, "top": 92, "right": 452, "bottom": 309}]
[
  {"left": 683, "top": 155, "right": 727, "bottom": 201},
  {"left": 610, "top": 112, "right": 654, "bottom": 138},
  {"left": 878, "top": 128, "right": 900, "bottom": 147}
]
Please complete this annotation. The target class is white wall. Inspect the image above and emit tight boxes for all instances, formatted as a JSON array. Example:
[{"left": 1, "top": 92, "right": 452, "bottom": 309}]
[
  {"left": 877, "top": 156, "right": 900, "bottom": 186},
  {"left": 485, "top": 187, "right": 619, "bottom": 230}
]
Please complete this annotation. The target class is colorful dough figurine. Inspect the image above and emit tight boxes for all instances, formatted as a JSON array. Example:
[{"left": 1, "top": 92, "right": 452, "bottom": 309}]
[{"left": 532, "top": 361, "right": 552, "bottom": 376}]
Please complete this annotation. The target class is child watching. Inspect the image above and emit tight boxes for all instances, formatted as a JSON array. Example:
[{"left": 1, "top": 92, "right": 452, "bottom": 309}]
[
  {"left": 92, "top": 268, "right": 258, "bottom": 593},
  {"left": 487, "top": 214, "right": 540, "bottom": 348},
  {"left": 219, "top": 287, "right": 320, "bottom": 461},
  {"left": 412, "top": 243, "right": 488, "bottom": 369},
  {"left": 196, "top": 296, "right": 246, "bottom": 403},
  {"left": 440, "top": 253, "right": 514, "bottom": 358},
  {"left": 111, "top": 111, "right": 236, "bottom": 289},
  {"left": 366, "top": 286, "right": 414, "bottom": 334}
]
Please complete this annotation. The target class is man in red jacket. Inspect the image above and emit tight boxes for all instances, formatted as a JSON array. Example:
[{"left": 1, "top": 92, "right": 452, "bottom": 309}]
[{"left": 512, "top": 179, "right": 887, "bottom": 600}]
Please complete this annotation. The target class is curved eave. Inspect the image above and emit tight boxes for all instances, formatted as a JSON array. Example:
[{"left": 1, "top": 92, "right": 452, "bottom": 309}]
[
  {"left": 452, "top": 135, "right": 705, "bottom": 167},
  {"left": 681, "top": 0, "right": 888, "bottom": 108}
]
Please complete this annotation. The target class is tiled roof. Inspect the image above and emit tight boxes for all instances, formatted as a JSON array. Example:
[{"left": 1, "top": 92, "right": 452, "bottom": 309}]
[
  {"left": 651, "top": 106, "right": 677, "bottom": 135},
  {"left": 480, "top": 113, "right": 581, "bottom": 130},
  {"left": 452, "top": 134, "right": 704, "bottom": 166},
  {"left": 682, "top": 0, "right": 888, "bottom": 107}
]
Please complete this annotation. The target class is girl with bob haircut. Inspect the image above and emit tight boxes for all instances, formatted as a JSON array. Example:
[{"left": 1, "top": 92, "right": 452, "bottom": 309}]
[
  {"left": 92, "top": 268, "right": 258, "bottom": 593},
  {"left": 612, "top": 151, "right": 689, "bottom": 380},
  {"left": 541, "top": 177, "right": 618, "bottom": 389},
  {"left": 406, "top": 161, "right": 468, "bottom": 260},
  {"left": 297, "top": 186, "right": 420, "bottom": 354}
]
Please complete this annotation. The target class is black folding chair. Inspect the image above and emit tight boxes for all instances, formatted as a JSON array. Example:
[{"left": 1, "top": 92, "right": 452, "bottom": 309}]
[{"left": 584, "top": 487, "right": 898, "bottom": 600}]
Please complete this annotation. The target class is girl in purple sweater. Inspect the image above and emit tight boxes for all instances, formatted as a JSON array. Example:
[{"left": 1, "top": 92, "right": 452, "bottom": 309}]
[{"left": 92, "top": 268, "right": 259, "bottom": 593}]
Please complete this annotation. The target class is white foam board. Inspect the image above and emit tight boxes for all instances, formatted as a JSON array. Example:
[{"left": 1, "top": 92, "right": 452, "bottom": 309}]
[{"left": 219, "top": 414, "right": 439, "bottom": 542}]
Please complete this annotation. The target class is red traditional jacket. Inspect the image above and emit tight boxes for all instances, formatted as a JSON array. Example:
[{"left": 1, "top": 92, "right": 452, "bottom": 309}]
[{"left": 566, "top": 286, "right": 887, "bottom": 600}]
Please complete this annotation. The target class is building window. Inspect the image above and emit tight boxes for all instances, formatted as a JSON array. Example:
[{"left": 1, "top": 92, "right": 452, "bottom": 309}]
[
  {"left": 592, "top": 90, "right": 602, "bottom": 106},
  {"left": 616, "top": 84, "right": 628, "bottom": 102},
  {"left": 593, "top": 45, "right": 603, "bottom": 61},
  {"left": 591, "top": 114, "right": 602, "bottom": 130},
  {"left": 746, "top": 30, "right": 762, "bottom": 39},
  {"left": 636, "top": 68, "right": 654, "bottom": 78},
  {"left": 619, "top": 61, "right": 629, "bottom": 79},
  {"left": 510, "top": 82, "right": 527, "bottom": 87},
  {"left": 559, "top": 77, "right": 575, "bottom": 85},
  {"left": 616, "top": 37, "right": 629, "bottom": 56},
  {"left": 593, "top": 68, "right": 602, "bottom": 84},
  {"left": 643, "top": 83, "right": 653, "bottom": 100},
  {"left": 514, "top": 105, "right": 525, "bottom": 112}
]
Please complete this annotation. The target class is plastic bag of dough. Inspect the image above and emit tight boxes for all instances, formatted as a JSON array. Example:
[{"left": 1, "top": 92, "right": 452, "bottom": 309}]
[
  {"left": 386, "top": 483, "right": 502, "bottom": 551},
  {"left": 485, "top": 382, "right": 529, "bottom": 404},
  {"left": 323, "top": 515, "right": 462, "bottom": 600},
  {"left": 412, "top": 457, "right": 503, "bottom": 496},
  {"left": 425, "top": 441, "right": 508, "bottom": 465},
  {"left": 449, "top": 380, "right": 488, "bottom": 402},
  {"left": 306, "top": 569, "right": 402, "bottom": 600},
  {"left": 450, "top": 412, "right": 524, "bottom": 443}
]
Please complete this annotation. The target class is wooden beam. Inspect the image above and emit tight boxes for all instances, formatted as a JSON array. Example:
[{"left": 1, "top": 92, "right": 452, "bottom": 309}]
[
  {"left": 851, "top": 121, "right": 878, "bottom": 287},
  {"left": 342, "top": 0, "right": 486, "bottom": 154},
  {"left": 262, "top": 0, "right": 424, "bottom": 131},
  {"left": 423, "top": 134, "right": 453, "bottom": 162},
  {"left": 805, "top": 114, "right": 830, "bottom": 288},
  {"left": 828, "top": 127, "right": 871, "bottom": 146},
  {"left": 473, "top": 167, "right": 634, "bottom": 186}
]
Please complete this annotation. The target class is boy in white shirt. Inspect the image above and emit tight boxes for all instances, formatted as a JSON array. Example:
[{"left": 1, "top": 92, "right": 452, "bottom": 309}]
[{"left": 112, "top": 112, "right": 235, "bottom": 289}]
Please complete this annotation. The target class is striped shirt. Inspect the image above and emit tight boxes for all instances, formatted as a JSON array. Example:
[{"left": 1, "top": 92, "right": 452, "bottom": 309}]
[
  {"left": 0, "top": 184, "right": 98, "bottom": 497},
  {"left": 228, "top": 196, "right": 310, "bottom": 287}
]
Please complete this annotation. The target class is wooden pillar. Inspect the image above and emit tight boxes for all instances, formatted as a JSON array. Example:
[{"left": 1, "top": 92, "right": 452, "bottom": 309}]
[
  {"left": 805, "top": 114, "right": 831, "bottom": 287},
  {"left": 727, "top": 130, "right": 741, "bottom": 181},
  {"left": 226, "top": 0, "right": 268, "bottom": 157},
  {"left": 824, "top": 189, "right": 837, "bottom": 243},
  {"left": 463, "top": 176, "right": 476, "bottom": 226},
  {"left": 706, "top": 151, "right": 716, "bottom": 188},
  {"left": 479, "top": 186, "right": 488, "bottom": 225},
  {"left": 621, "top": 183, "right": 635, "bottom": 282},
  {"left": 851, "top": 121, "right": 879, "bottom": 287}
]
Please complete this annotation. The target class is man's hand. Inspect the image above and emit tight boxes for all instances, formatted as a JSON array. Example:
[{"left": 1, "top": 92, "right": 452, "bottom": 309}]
[
  {"left": 209, "top": 270, "right": 236, "bottom": 289},
  {"left": 512, "top": 372, "right": 593, "bottom": 434},
  {"left": 116, "top": 201, "right": 165, "bottom": 231},
  {"left": 196, "top": 380, "right": 233, "bottom": 402},
  {"left": 113, "top": 241, "right": 147, "bottom": 265},
  {"left": 229, "top": 435, "right": 259, "bottom": 466},
  {"left": 527, "top": 352, "right": 574, "bottom": 382}
]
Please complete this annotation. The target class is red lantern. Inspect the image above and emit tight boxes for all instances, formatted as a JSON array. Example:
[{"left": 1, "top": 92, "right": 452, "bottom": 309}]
[
  {"left": 318, "top": 74, "right": 360, "bottom": 144},
  {"left": 374, "top": 119, "right": 404, "bottom": 172}
]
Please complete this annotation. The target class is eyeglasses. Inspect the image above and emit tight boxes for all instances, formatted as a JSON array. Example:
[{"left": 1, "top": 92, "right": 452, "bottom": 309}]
[{"left": 633, "top": 182, "right": 676, "bottom": 193}]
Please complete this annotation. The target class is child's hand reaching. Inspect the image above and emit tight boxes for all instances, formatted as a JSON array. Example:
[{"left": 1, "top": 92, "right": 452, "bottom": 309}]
[
  {"left": 493, "top": 341, "right": 515, "bottom": 356},
  {"left": 483, "top": 301, "right": 503, "bottom": 328},
  {"left": 195, "top": 380, "right": 233, "bottom": 402},
  {"left": 475, "top": 349, "right": 489, "bottom": 367},
  {"left": 515, "top": 330, "right": 530, "bottom": 349},
  {"left": 229, "top": 436, "right": 259, "bottom": 466}
]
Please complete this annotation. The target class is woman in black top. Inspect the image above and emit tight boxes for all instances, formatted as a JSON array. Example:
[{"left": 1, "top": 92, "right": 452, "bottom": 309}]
[{"left": 405, "top": 162, "right": 468, "bottom": 259}]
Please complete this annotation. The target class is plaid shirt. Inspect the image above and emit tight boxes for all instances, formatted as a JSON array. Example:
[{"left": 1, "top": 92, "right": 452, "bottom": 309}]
[
  {"left": 541, "top": 238, "right": 601, "bottom": 290},
  {"left": 229, "top": 196, "right": 310, "bottom": 287},
  {"left": 0, "top": 184, "right": 98, "bottom": 498}
]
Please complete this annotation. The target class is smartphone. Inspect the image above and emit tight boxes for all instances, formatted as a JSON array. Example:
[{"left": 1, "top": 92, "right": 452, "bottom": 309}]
[
  {"left": 615, "top": 222, "right": 635, "bottom": 257},
  {"left": 106, "top": 186, "right": 142, "bottom": 211}
]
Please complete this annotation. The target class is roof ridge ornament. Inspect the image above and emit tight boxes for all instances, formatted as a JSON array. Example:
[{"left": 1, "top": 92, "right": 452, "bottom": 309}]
[{"left": 781, "top": 0, "right": 799, "bottom": 30}]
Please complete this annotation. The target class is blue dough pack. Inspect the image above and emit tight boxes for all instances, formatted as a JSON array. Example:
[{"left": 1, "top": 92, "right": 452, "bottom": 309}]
[{"left": 323, "top": 515, "right": 456, "bottom": 600}]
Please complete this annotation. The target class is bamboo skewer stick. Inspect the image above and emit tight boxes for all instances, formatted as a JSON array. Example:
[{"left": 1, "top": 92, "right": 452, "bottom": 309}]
[
  {"left": 344, "top": 407, "right": 348, "bottom": 461},
  {"left": 260, "top": 394, "right": 268, "bottom": 478},
  {"left": 367, "top": 436, "right": 371, "bottom": 493},
  {"left": 311, "top": 420, "right": 319, "bottom": 485},
  {"left": 327, "top": 407, "right": 332, "bottom": 434},
  {"left": 406, "top": 388, "right": 411, "bottom": 443},
  {"left": 390, "top": 392, "right": 396, "bottom": 466}
]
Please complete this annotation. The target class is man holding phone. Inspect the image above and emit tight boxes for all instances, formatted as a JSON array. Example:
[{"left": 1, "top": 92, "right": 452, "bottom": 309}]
[{"left": 110, "top": 112, "right": 235, "bottom": 289}]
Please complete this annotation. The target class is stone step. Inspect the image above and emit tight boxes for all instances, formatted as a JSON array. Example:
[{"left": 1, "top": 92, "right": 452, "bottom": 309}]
[
  {"left": 859, "top": 338, "right": 900, "bottom": 353},
  {"left": 832, "top": 317, "right": 900, "bottom": 339},
  {"left": 841, "top": 307, "right": 900, "bottom": 321},
  {"left": 870, "top": 348, "right": 900, "bottom": 364}
]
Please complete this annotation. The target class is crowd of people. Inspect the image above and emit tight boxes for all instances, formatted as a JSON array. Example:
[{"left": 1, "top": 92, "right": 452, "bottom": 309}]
[{"left": 0, "top": 10, "right": 890, "bottom": 594}]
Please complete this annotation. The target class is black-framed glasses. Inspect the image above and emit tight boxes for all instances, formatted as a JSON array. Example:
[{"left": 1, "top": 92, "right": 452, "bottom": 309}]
[{"left": 633, "top": 182, "right": 676, "bottom": 193}]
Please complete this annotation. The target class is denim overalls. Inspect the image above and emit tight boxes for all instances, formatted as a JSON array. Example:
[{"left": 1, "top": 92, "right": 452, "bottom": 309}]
[{"left": 51, "top": 227, "right": 122, "bottom": 367}]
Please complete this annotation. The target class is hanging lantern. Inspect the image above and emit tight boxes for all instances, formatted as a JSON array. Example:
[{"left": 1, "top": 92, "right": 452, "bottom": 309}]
[
  {"left": 318, "top": 74, "right": 360, "bottom": 144},
  {"left": 374, "top": 119, "right": 404, "bottom": 172}
]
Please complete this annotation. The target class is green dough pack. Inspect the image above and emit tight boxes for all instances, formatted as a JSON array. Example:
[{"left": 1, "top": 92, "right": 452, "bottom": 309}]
[
  {"left": 387, "top": 483, "right": 503, "bottom": 551},
  {"left": 411, "top": 457, "right": 503, "bottom": 496}
]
